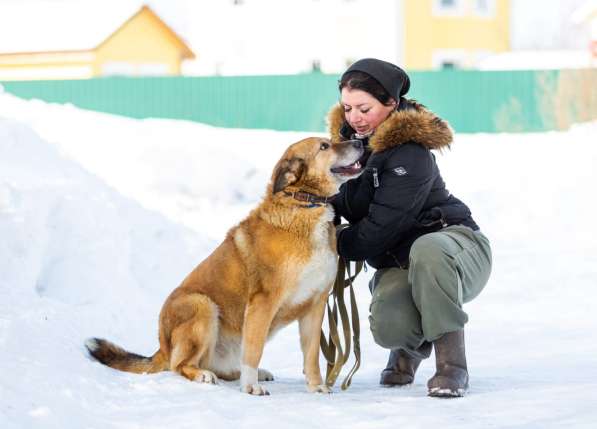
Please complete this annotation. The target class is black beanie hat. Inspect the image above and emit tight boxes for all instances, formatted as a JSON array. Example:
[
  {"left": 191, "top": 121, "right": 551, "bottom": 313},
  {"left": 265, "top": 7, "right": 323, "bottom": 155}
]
[{"left": 342, "top": 58, "right": 410, "bottom": 101}]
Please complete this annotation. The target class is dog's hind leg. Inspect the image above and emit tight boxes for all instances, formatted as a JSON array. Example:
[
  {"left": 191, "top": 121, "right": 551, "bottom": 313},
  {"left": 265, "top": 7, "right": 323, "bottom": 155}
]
[
  {"left": 166, "top": 294, "right": 220, "bottom": 384},
  {"left": 208, "top": 334, "right": 275, "bottom": 382}
]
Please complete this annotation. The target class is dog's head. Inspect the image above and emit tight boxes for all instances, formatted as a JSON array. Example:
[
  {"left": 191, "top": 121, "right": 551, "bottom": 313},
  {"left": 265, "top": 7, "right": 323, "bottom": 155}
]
[{"left": 271, "top": 137, "right": 364, "bottom": 197}]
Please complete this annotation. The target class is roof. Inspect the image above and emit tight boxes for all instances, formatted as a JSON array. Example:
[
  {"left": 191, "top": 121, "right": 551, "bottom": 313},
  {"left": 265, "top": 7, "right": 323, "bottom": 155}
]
[{"left": 0, "top": 2, "right": 194, "bottom": 57}]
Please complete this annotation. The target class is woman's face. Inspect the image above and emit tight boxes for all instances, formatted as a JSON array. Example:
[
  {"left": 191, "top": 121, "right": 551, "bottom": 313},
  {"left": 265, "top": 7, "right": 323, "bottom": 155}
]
[{"left": 340, "top": 88, "right": 396, "bottom": 136}]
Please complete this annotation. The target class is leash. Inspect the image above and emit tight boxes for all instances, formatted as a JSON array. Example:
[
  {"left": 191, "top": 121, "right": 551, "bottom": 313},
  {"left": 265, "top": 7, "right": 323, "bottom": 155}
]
[{"left": 320, "top": 256, "right": 363, "bottom": 390}]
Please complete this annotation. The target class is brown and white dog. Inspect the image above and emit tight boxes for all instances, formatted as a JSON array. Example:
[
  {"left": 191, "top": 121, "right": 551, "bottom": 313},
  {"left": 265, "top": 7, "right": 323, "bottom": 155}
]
[{"left": 86, "top": 137, "right": 363, "bottom": 395}]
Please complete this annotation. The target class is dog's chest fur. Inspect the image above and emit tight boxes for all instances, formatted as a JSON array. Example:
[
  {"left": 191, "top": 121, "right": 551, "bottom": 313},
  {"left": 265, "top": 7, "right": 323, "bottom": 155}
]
[{"left": 287, "top": 207, "right": 337, "bottom": 307}]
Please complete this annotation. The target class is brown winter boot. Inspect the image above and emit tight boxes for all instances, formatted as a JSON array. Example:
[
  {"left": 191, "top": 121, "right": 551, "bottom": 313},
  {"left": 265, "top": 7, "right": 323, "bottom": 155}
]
[
  {"left": 427, "top": 330, "right": 469, "bottom": 398},
  {"left": 380, "top": 342, "right": 431, "bottom": 386}
]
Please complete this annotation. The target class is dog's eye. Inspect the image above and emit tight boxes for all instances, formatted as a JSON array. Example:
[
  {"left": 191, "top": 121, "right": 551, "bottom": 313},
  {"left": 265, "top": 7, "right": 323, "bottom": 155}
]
[{"left": 320, "top": 142, "right": 330, "bottom": 151}]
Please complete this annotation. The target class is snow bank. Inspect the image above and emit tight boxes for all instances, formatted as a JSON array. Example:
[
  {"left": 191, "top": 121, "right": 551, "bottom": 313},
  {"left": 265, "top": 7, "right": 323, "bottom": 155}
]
[
  {"left": 1, "top": 91, "right": 597, "bottom": 429},
  {"left": 0, "top": 89, "right": 314, "bottom": 240}
]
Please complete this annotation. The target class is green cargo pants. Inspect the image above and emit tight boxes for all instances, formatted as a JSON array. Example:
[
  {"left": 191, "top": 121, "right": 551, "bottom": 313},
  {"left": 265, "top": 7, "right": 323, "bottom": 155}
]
[{"left": 368, "top": 225, "right": 492, "bottom": 358}]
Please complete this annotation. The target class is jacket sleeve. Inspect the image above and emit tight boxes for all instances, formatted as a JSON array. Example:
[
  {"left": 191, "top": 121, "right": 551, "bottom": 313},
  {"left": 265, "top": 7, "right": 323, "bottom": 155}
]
[
  {"left": 337, "top": 143, "right": 436, "bottom": 261},
  {"left": 331, "top": 176, "right": 363, "bottom": 224}
]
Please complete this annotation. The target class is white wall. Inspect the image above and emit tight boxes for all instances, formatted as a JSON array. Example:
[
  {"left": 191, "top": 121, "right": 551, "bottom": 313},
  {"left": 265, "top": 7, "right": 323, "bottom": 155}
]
[
  {"left": 510, "top": 0, "right": 590, "bottom": 50},
  {"left": 174, "top": 0, "right": 404, "bottom": 76}
]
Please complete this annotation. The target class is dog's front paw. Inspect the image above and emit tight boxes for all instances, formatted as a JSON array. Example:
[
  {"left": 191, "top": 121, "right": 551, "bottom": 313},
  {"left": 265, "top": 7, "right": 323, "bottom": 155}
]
[
  {"left": 307, "top": 384, "right": 332, "bottom": 394},
  {"left": 241, "top": 383, "right": 270, "bottom": 396}
]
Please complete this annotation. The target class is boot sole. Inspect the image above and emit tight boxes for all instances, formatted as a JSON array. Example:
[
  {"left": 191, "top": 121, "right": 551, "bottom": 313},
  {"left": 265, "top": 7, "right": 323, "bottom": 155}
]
[
  {"left": 428, "top": 387, "right": 466, "bottom": 398},
  {"left": 380, "top": 371, "right": 414, "bottom": 387}
]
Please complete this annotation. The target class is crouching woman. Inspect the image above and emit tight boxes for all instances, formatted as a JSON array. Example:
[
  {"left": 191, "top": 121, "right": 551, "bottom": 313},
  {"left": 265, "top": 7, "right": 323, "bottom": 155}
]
[{"left": 329, "top": 58, "right": 492, "bottom": 397}]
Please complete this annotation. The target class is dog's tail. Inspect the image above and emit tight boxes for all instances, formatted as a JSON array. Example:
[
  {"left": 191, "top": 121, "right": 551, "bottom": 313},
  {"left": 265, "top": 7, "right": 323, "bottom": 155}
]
[{"left": 85, "top": 338, "right": 168, "bottom": 374}]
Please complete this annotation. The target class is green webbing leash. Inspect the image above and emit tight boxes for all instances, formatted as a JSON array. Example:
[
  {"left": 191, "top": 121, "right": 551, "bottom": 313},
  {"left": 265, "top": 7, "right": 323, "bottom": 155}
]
[{"left": 320, "top": 257, "right": 363, "bottom": 390}]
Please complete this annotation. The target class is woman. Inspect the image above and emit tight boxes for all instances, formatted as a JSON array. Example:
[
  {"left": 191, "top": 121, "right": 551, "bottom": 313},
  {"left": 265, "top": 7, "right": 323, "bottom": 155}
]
[{"left": 329, "top": 58, "right": 492, "bottom": 398}]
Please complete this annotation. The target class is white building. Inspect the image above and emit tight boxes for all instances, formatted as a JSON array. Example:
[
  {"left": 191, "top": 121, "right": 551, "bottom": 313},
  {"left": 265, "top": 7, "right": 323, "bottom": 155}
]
[{"left": 175, "top": 0, "right": 402, "bottom": 76}]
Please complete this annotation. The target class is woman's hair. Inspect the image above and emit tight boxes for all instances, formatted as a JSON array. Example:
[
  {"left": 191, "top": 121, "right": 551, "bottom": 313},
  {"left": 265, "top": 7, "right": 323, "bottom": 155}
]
[{"left": 339, "top": 70, "right": 396, "bottom": 106}]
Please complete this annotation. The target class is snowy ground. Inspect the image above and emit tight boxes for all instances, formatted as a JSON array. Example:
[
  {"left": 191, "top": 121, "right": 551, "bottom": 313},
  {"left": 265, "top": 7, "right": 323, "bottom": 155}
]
[{"left": 1, "top": 88, "right": 596, "bottom": 429}]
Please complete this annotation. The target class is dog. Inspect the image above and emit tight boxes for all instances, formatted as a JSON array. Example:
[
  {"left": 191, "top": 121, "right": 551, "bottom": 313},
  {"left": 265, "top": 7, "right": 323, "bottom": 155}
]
[{"left": 86, "top": 137, "right": 364, "bottom": 395}]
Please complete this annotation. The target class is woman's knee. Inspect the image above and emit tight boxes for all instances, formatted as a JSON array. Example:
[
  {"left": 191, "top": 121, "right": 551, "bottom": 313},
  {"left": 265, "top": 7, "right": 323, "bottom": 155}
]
[
  {"left": 369, "top": 299, "right": 396, "bottom": 348},
  {"left": 369, "top": 282, "right": 424, "bottom": 349},
  {"left": 369, "top": 311, "right": 424, "bottom": 350}
]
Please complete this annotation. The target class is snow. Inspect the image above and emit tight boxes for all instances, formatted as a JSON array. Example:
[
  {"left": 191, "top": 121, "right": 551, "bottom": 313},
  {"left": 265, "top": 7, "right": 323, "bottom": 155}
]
[{"left": 1, "top": 87, "right": 597, "bottom": 428}]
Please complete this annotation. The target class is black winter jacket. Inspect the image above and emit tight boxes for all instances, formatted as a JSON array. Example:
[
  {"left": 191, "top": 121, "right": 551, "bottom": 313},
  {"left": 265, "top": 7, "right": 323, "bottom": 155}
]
[{"left": 328, "top": 100, "right": 479, "bottom": 269}]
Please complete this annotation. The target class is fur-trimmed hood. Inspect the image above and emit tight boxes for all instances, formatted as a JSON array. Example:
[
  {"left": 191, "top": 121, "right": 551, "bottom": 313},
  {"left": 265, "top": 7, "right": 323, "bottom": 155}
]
[{"left": 327, "top": 100, "right": 453, "bottom": 152}]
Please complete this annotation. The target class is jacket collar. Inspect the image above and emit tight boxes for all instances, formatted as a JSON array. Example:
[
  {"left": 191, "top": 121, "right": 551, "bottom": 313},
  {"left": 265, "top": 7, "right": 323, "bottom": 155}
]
[{"left": 327, "top": 99, "right": 453, "bottom": 153}]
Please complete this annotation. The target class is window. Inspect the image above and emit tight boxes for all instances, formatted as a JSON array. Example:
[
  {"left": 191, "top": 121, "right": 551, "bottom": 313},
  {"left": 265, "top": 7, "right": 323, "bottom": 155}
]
[
  {"left": 432, "top": 49, "right": 466, "bottom": 69},
  {"left": 475, "top": 0, "right": 488, "bottom": 12},
  {"left": 137, "top": 63, "right": 169, "bottom": 76},
  {"left": 311, "top": 60, "right": 321, "bottom": 73},
  {"left": 432, "top": 0, "right": 464, "bottom": 16},
  {"left": 473, "top": 0, "right": 495, "bottom": 17},
  {"left": 441, "top": 61, "right": 457, "bottom": 70},
  {"left": 101, "top": 62, "right": 135, "bottom": 76}
]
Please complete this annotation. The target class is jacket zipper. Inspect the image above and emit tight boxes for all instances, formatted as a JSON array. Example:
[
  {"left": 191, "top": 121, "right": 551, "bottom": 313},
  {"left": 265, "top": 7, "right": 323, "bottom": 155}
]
[{"left": 372, "top": 167, "right": 379, "bottom": 188}]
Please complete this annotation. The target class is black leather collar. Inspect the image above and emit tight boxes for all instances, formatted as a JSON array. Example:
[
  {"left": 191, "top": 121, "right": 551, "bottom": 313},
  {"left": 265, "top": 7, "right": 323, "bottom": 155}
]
[{"left": 284, "top": 191, "right": 334, "bottom": 207}]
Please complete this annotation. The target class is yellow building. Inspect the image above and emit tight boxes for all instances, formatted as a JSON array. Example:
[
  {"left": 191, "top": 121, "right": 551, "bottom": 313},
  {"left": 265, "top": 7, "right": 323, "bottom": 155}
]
[
  {"left": 0, "top": 5, "right": 195, "bottom": 81},
  {"left": 403, "top": 0, "right": 510, "bottom": 70}
]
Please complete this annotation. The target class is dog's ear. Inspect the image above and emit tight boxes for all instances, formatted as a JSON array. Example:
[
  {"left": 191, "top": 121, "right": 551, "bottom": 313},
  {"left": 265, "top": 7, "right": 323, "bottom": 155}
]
[{"left": 273, "top": 157, "right": 305, "bottom": 194}]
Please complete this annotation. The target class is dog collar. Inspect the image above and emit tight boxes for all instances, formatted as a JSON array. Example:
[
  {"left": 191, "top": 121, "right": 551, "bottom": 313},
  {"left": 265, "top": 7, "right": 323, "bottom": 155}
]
[{"left": 284, "top": 191, "right": 334, "bottom": 208}]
